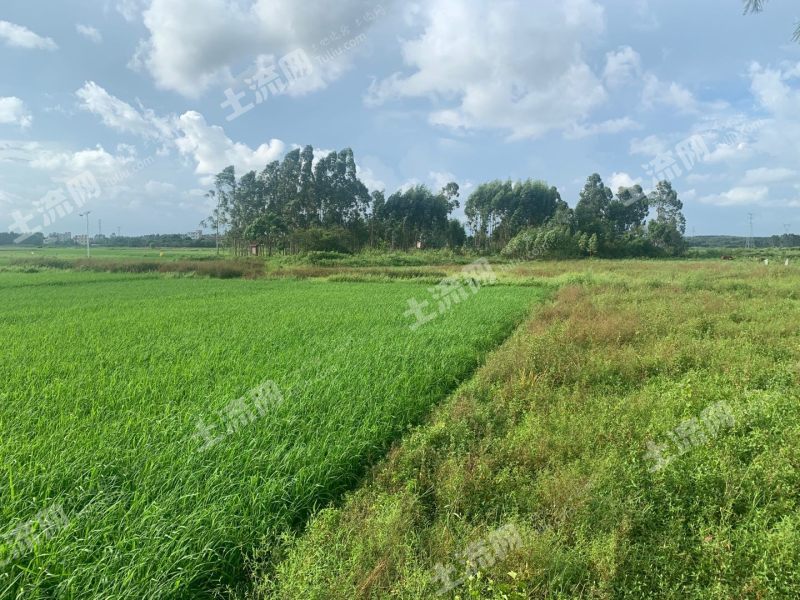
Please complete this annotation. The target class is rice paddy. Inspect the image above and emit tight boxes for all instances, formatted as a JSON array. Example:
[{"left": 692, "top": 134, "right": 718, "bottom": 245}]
[{"left": 0, "top": 271, "right": 545, "bottom": 597}]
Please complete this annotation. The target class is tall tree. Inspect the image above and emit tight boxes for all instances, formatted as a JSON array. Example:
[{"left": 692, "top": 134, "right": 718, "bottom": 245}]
[
  {"left": 608, "top": 185, "right": 649, "bottom": 235},
  {"left": 647, "top": 180, "right": 686, "bottom": 255},
  {"left": 574, "top": 173, "right": 613, "bottom": 239}
]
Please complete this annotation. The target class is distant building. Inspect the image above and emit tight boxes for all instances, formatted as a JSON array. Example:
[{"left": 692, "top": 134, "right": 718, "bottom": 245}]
[
  {"left": 73, "top": 234, "right": 88, "bottom": 245},
  {"left": 93, "top": 234, "right": 107, "bottom": 243},
  {"left": 187, "top": 229, "right": 203, "bottom": 240},
  {"left": 44, "top": 232, "right": 73, "bottom": 245}
]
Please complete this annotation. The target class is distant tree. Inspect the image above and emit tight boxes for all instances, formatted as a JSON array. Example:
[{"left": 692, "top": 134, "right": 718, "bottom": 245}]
[
  {"left": 383, "top": 185, "right": 454, "bottom": 250},
  {"left": 440, "top": 182, "right": 460, "bottom": 210},
  {"left": 574, "top": 174, "right": 613, "bottom": 240},
  {"left": 578, "top": 232, "right": 589, "bottom": 254},
  {"left": 446, "top": 219, "right": 467, "bottom": 248},
  {"left": 608, "top": 185, "right": 649, "bottom": 235},
  {"left": 647, "top": 180, "right": 686, "bottom": 255},
  {"left": 464, "top": 179, "right": 562, "bottom": 251},
  {"left": 588, "top": 233, "right": 599, "bottom": 256},
  {"left": 200, "top": 189, "right": 222, "bottom": 255}
]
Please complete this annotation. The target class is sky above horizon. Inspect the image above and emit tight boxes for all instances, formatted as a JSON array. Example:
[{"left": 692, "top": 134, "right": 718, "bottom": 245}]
[{"left": 1, "top": 0, "right": 799, "bottom": 238}]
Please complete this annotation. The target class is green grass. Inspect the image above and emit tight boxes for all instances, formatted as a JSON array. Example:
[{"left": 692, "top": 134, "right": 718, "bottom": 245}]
[
  {"left": 0, "top": 272, "right": 545, "bottom": 598},
  {"left": 259, "top": 260, "right": 800, "bottom": 599},
  {"left": 0, "top": 245, "right": 219, "bottom": 266}
]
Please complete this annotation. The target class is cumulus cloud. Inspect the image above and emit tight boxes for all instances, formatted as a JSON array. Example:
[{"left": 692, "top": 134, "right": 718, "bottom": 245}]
[
  {"left": 174, "top": 111, "right": 285, "bottom": 183},
  {"left": 641, "top": 73, "right": 699, "bottom": 114},
  {"left": 629, "top": 134, "right": 669, "bottom": 157},
  {"left": 75, "top": 81, "right": 175, "bottom": 141},
  {"left": 75, "top": 82, "right": 292, "bottom": 184},
  {"left": 699, "top": 186, "right": 769, "bottom": 206},
  {"left": 603, "top": 46, "right": 642, "bottom": 88},
  {"left": 741, "top": 167, "right": 796, "bottom": 185},
  {"left": 746, "top": 61, "right": 800, "bottom": 164},
  {"left": 427, "top": 171, "right": 458, "bottom": 191},
  {"left": 115, "top": 0, "right": 148, "bottom": 22},
  {"left": 608, "top": 172, "right": 641, "bottom": 191},
  {"left": 365, "top": 0, "right": 608, "bottom": 140},
  {"left": 131, "top": 0, "right": 376, "bottom": 97},
  {"left": 0, "top": 20, "right": 57, "bottom": 50},
  {"left": 357, "top": 165, "right": 385, "bottom": 192},
  {"left": 0, "top": 97, "right": 33, "bottom": 128},
  {"left": 76, "top": 24, "right": 103, "bottom": 44},
  {"left": 29, "top": 145, "right": 136, "bottom": 179}
]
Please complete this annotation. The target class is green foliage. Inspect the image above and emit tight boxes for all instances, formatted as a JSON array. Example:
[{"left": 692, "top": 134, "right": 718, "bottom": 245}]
[
  {"left": 261, "top": 260, "right": 800, "bottom": 599},
  {"left": 465, "top": 179, "right": 564, "bottom": 251},
  {"left": 588, "top": 232, "right": 599, "bottom": 256},
  {"left": 381, "top": 184, "right": 458, "bottom": 250},
  {"left": 0, "top": 272, "right": 542, "bottom": 597},
  {"left": 501, "top": 223, "right": 580, "bottom": 260}
]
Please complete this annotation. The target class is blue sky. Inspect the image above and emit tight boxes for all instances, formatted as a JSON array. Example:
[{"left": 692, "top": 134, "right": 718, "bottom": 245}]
[{"left": 1, "top": 0, "right": 799, "bottom": 237}]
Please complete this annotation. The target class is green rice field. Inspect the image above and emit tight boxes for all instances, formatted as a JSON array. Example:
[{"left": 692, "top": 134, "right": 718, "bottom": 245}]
[{"left": 0, "top": 271, "right": 545, "bottom": 597}]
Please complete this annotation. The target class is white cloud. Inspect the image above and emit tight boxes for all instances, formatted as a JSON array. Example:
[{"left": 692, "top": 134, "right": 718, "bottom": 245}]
[
  {"left": 115, "top": 0, "right": 148, "bottom": 22},
  {"left": 603, "top": 46, "right": 642, "bottom": 88},
  {"left": 365, "top": 0, "right": 608, "bottom": 140},
  {"left": 75, "top": 81, "right": 174, "bottom": 141},
  {"left": 428, "top": 171, "right": 457, "bottom": 192},
  {"left": 641, "top": 73, "right": 698, "bottom": 114},
  {"left": 566, "top": 117, "right": 640, "bottom": 139},
  {"left": 699, "top": 186, "right": 769, "bottom": 207},
  {"left": 76, "top": 24, "right": 103, "bottom": 44},
  {"left": 356, "top": 165, "right": 385, "bottom": 192},
  {"left": 174, "top": 111, "right": 285, "bottom": 183},
  {"left": 746, "top": 62, "right": 800, "bottom": 164},
  {"left": 0, "top": 97, "right": 33, "bottom": 128},
  {"left": 0, "top": 20, "right": 57, "bottom": 50},
  {"left": 29, "top": 145, "right": 136, "bottom": 179},
  {"left": 741, "top": 167, "right": 796, "bottom": 185},
  {"left": 703, "top": 141, "right": 752, "bottom": 164},
  {"left": 608, "top": 172, "right": 640, "bottom": 191},
  {"left": 75, "top": 82, "right": 291, "bottom": 185},
  {"left": 144, "top": 180, "right": 177, "bottom": 195},
  {"left": 0, "top": 140, "right": 41, "bottom": 163},
  {"left": 132, "top": 0, "right": 376, "bottom": 97},
  {"left": 630, "top": 134, "right": 669, "bottom": 157}
]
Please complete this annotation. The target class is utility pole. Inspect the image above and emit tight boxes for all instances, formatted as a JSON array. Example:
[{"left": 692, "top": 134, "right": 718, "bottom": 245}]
[
  {"left": 746, "top": 213, "right": 754, "bottom": 249},
  {"left": 79, "top": 211, "right": 91, "bottom": 258},
  {"left": 784, "top": 224, "right": 791, "bottom": 248},
  {"left": 216, "top": 192, "right": 221, "bottom": 256},
  {"left": 98, "top": 218, "right": 102, "bottom": 237}
]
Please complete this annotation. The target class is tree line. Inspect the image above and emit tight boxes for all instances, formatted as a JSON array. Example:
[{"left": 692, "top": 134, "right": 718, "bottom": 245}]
[{"left": 203, "top": 145, "right": 688, "bottom": 258}]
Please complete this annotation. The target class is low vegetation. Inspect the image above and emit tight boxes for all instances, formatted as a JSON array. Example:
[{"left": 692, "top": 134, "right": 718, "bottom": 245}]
[{"left": 258, "top": 260, "right": 800, "bottom": 598}]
